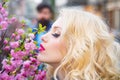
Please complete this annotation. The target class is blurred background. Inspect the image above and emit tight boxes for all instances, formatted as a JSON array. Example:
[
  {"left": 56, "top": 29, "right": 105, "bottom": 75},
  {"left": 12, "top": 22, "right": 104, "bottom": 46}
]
[{"left": 0, "top": 0, "right": 120, "bottom": 42}]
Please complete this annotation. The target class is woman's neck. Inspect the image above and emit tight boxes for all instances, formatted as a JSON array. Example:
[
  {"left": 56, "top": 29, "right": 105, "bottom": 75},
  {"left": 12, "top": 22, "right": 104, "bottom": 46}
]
[
  {"left": 57, "top": 70, "right": 65, "bottom": 80},
  {"left": 49, "top": 63, "right": 65, "bottom": 80},
  {"left": 50, "top": 63, "right": 60, "bottom": 69}
]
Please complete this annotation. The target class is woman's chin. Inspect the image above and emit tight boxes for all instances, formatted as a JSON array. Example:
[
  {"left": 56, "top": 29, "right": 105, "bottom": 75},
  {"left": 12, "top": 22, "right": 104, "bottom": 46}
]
[{"left": 37, "top": 53, "right": 46, "bottom": 62}]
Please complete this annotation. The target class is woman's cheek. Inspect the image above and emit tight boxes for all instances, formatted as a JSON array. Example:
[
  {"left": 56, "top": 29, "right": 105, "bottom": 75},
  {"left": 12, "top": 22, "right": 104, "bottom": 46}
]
[{"left": 47, "top": 40, "right": 64, "bottom": 55}]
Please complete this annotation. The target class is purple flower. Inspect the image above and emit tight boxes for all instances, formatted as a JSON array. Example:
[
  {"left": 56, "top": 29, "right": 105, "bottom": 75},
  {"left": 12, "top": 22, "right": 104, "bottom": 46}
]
[{"left": 10, "top": 41, "right": 19, "bottom": 48}]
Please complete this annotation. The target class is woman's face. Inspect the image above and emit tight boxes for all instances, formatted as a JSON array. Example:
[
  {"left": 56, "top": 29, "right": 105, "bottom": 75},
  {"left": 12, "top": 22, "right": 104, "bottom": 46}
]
[{"left": 37, "top": 17, "right": 67, "bottom": 66}]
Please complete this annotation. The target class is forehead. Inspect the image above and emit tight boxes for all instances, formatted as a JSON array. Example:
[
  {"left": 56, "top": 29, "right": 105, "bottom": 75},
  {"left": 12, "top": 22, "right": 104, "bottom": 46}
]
[
  {"left": 38, "top": 8, "right": 51, "bottom": 13},
  {"left": 52, "top": 17, "right": 63, "bottom": 29}
]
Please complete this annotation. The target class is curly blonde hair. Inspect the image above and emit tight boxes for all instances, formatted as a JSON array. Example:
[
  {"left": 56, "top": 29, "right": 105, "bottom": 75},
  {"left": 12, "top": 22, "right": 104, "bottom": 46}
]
[{"left": 50, "top": 9, "right": 120, "bottom": 80}]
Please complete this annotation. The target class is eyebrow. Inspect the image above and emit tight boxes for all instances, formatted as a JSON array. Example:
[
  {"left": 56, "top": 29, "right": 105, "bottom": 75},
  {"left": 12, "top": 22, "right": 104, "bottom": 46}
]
[{"left": 53, "top": 26, "right": 62, "bottom": 29}]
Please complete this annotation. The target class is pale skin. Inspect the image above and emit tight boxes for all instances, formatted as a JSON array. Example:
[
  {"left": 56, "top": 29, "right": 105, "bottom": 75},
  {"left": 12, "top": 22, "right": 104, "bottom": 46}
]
[{"left": 37, "top": 17, "right": 67, "bottom": 69}]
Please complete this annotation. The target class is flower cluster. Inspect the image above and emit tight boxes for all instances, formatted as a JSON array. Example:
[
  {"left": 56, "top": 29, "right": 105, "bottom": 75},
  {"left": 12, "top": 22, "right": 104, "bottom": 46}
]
[
  {"left": 0, "top": 1, "right": 46, "bottom": 80},
  {"left": 0, "top": 3, "right": 16, "bottom": 30}
]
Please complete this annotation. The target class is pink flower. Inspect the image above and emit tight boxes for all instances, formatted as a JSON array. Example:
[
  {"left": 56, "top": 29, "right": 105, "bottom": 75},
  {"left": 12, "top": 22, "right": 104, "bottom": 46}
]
[
  {"left": 0, "top": 72, "right": 14, "bottom": 80},
  {"left": 28, "top": 33, "right": 35, "bottom": 39},
  {"left": 0, "top": 21, "right": 8, "bottom": 30},
  {"left": 4, "top": 39, "right": 8, "bottom": 44},
  {"left": 34, "top": 71, "right": 46, "bottom": 80},
  {"left": 11, "top": 50, "right": 26, "bottom": 60},
  {"left": 15, "top": 73, "right": 25, "bottom": 80},
  {"left": 30, "top": 57, "right": 37, "bottom": 63},
  {"left": 24, "top": 42, "right": 36, "bottom": 51},
  {"left": 30, "top": 57, "right": 41, "bottom": 66},
  {"left": 20, "top": 69, "right": 30, "bottom": 77},
  {"left": 2, "top": 59, "right": 15, "bottom": 72},
  {"left": 15, "top": 35, "right": 20, "bottom": 40},
  {"left": 3, "top": 12, "right": 8, "bottom": 17},
  {"left": 0, "top": 8, "right": 5, "bottom": 14},
  {"left": 0, "top": 3, "right": 2, "bottom": 9},
  {"left": 10, "top": 58, "right": 23, "bottom": 68},
  {"left": 23, "top": 60, "right": 31, "bottom": 69},
  {"left": 10, "top": 17, "right": 16, "bottom": 22},
  {"left": 11, "top": 33, "right": 16, "bottom": 37},
  {"left": 4, "top": 46, "right": 10, "bottom": 51},
  {"left": 0, "top": 14, "right": 3, "bottom": 22},
  {"left": 4, "top": 17, "right": 9, "bottom": 22},
  {"left": 10, "top": 41, "right": 19, "bottom": 48},
  {"left": 17, "top": 29, "right": 25, "bottom": 35},
  {"left": 0, "top": 3, "right": 47, "bottom": 79}
]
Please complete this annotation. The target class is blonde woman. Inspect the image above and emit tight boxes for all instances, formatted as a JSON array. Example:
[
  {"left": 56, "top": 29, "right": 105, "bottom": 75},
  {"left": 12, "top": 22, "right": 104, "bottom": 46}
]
[{"left": 37, "top": 9, "right": 120, "bottom": 80}]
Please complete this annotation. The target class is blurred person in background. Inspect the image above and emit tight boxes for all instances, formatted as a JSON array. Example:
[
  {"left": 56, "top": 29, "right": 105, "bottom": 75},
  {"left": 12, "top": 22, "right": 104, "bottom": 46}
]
[
  {"left": 33, "top": 3, "right": 53, "bottom": 47},
  {"left": 33, "top": 3, "right": 53, "bottom": 71}
]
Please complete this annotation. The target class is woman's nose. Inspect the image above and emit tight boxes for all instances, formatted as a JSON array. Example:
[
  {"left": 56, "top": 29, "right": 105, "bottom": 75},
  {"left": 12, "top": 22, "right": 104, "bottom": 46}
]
[{"left": 41, "top": 34, "right": 48, "bottom": 43}]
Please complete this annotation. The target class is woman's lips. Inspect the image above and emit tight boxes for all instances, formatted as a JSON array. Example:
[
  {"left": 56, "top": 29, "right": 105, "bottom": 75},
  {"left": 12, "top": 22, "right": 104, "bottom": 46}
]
[{"left": 39, "top": 44, "right": 45, "bottom": 52}]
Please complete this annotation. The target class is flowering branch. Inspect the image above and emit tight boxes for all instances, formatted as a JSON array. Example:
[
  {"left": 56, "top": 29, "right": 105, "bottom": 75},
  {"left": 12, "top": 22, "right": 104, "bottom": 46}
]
[{"left": 0, "top": 1, "right": 47, "bottom": 80}]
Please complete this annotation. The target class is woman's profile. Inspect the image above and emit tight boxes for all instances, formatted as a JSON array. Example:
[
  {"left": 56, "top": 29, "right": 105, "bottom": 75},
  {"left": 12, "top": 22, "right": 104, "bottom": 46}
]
[{"left": 37, "top": 9, "right": 120, "bottom": 80}]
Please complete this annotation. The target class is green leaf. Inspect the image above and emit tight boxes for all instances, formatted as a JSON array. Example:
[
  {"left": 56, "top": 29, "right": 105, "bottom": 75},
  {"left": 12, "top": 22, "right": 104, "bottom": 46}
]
[
  {"left": 5, "top": 38, "right": 10, "bottom": 41},
  {"left": 23, "top": 56, "right": 28, "bottom": 60},
  {"left": 42, "top": 26, "right": 46, "bottom": 30},
  {"left": 21, "top": 34, "right": 25, "bottom": 39},
  {"left": 21, "top": 20, "right": 26, "bottom": 24},
  {"left": 28, "top": 76, "right": 34, "bottom": 80},
  {"left": 4, "top": 0, "right": 9, "bottom": 2},
  {"left": 34, "top": 41, "right": 38, "bottom": 45},
  {"left": 7, "top": 54, "right": 12, "bottom": 60},
  {"left": 39, "top": 24, "right": 42, "bottom": 29},
  {"left": 7, "top": 60, "right": 11, "bottom": 65},
  {"left": 0, "top": 50, "right": 2, "bottom": 53},
  {"left": 19, "top": 40, "right": 23, "bottom": 43},
  {"left": 0, "top": 26, "right": 2, "bottom": 29},
  {"left": 27, "top": 28, "right": 32, "bottom": 33},
  {"left": 20, "top": 44, "right": 24, "bottom": 50},
  {"left": 8, "top": 15, "right": 15, "bottom": 18},
  {"left": 3, "top": 5, "right": 8, "bottom": 8},
  {"left": 30, "top": 50, "right": 34, "bottom": 54},
  {"left": 37, "top": 24, "right": 46, "bottom": 34},
  {"left": 15, "top": 48, "right": 21, "bottom": 52},
  {"left": 14, "top": 32, "right": 17, "bottom": 35}
]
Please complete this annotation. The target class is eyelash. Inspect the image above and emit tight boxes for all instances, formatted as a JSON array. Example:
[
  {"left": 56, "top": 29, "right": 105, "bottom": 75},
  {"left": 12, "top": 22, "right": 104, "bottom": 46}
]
[{"left": 52, "top": 33, "right": 60, "bottom": 38}]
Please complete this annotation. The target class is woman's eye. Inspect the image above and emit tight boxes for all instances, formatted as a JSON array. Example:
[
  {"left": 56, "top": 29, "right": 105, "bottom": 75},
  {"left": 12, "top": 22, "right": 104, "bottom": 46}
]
[{"left": 52, "top": 33, "right": 60, "bottom": 38}]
